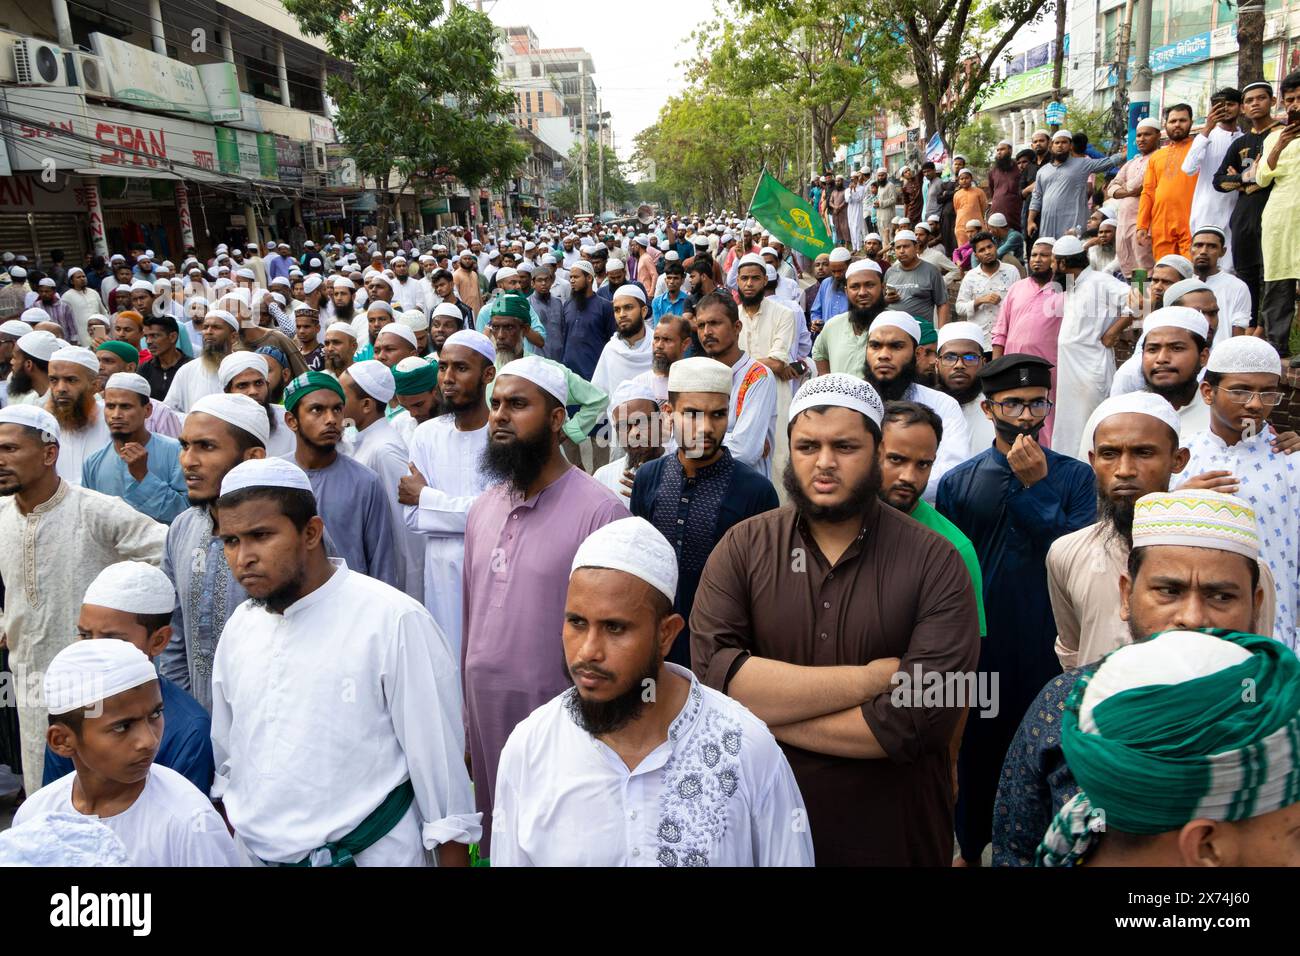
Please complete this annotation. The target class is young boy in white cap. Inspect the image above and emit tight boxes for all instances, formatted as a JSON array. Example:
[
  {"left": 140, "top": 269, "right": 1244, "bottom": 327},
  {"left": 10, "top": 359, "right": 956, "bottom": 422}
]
[{"left": 14, "top": 637, "right": 237, "bottom": 866}]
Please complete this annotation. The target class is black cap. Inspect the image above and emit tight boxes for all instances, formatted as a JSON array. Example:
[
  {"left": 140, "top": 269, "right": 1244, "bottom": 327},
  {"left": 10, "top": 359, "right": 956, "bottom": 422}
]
[{"left": 978, "top": 353, "right": 1053, "bottom": 396}]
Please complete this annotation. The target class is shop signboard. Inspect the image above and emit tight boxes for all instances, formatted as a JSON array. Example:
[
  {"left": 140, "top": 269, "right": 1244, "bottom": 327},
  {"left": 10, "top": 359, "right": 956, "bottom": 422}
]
[{"left": 90, "top": 33, "right": 213, "bottom": 122}]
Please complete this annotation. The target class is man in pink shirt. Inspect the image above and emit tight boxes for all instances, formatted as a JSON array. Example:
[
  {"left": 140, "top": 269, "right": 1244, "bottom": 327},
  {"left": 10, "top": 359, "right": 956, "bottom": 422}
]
[
  {"left": 1106, "top": 118, "right": 1162, "bottom": 279},
  {"left": 990, "top": 237, "right": 1064, "bottom": 445}
]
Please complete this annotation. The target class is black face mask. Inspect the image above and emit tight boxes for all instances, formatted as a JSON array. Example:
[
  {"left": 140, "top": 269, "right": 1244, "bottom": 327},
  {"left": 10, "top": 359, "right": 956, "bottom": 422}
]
[{"left": 992, "top": 415, "right": 1046, "bottom": 446}]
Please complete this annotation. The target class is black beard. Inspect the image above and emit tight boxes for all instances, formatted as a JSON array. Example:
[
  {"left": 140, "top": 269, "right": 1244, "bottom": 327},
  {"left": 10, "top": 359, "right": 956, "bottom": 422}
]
[
  {"left": 249, "top": 562, "right": 308, "bottom": 615},
  {"left": 865, "top": 357, "right": 917, "bottom": 402},
  {"left": 1146, "top": 373, "right": 1200, "bottom": 407},
  {"left": 565, "top": 642, "right": 661, "bottom": 736},
  {"left": 848, "top": 299, "right": 884, "bottom": 333},
  {"left": 995, "top": 154, "right": 1014, "bottom": 172},
  {"left": 943, "top": 378, "right": 984, "bottom": 405},
  {"left": 782, "top": 455, "right": 882, "bottom": 524},
  {"left": 480, "top": 426, "right": 553, "bottom": 496},
  {"left": 1098, "top": 490, "right": 1135, "bottom": 548},
  {"left": 833, "top": 276, "right": 846, "bottom": 292},
  {"left": 9, "top": 364, "right": 33, "bottom": 396},
  {"left": 619, "top": 317, "right": 645, "bottom": 341},
  {"left": 264, "top": 403, "right": 277, "bottom": 434},
  {"left": 738, "top": 289, "right": 764, "bottom": 308},
  {"left": 1030, "top": 267, "right": 1054, "bottom": 284},
  {"left": 335, "top": 303, "right": 354, "bottom": 321},
  {"left": 299, "top": 432, "right": 337, "bottom": 455},
  {"left": 440, "top": 387, "right": 485, "bottom": 415},
  {"left": 626, "top": 444, "right": 664, "bottom": 469}
]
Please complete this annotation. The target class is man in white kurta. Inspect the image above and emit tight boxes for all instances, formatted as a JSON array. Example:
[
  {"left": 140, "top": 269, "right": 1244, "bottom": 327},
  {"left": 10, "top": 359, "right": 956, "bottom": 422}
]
[
  {"left": 491, "top": 516, "right": 813, "bottom": 867},
  {"left": 45, "top": 347, "right": 111, "bottom": 486},
  {"left": 1181, "top": 104, "right": 1242, "bottom": 271},
  {"left": 209, "top": 458, "right": 480, "bottom": 866},
  {"left": 936, "top": 321, "right": 996, "bottom": 458},
  {"left": 0, "top": 405, "right": 166, "bottom": 797},
  {"left": 590, "top": 287, "right": 654, "bottom": 411}
]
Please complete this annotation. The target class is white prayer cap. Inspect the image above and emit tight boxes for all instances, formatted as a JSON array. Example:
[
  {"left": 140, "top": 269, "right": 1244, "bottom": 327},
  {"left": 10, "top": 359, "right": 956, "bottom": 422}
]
[
  {"left": 498, "top": 355, "right": 567, "bottom": 406},
  {"left": 667, "top": 356, "right": 731, "bottom": 395},
  {"left": 395, "top": 356, "right": 431, "bottom": 375},
  {"left": 49, "top": 346, "right": 100, "bottom": 374},
  {"left": 987, "top": 213, "right": 1008, "bottom": 228},
  {"left": 1144, "top": 305, "right": 1210, "bottom": 341},
  {"left": 235, "top": 268, "right": 256, "bottom": 281},
  {"left": 609, "top": 378, "right": 660, "bottom": 412},
  {"left": 606, "top": 258, "right": 627, "bottom": 273},
  {"left": 8, "top": 266, "right": 24, "bottom": 279},
  {"left": 399, "top": 310, "right": 430, "bottom": 332},
  {"left": 206, "top": 309, "right": 240, "bottom": 332},
  {"left": 377, "top": 322, "right": 418, "bottom": 350},
  {"left": 936, "top": 321, "right": 988, "bottom": 352},
  {"left": 82, "top": 561, "right": 175, "bottom": 615},
  {"left": 1206, "top": 336, "right": 1283, "bottom": 376},
  {"left": 737, "top": 253, "right": 766, "bottom": 271},
  {"left": 334, "top": 277, "right": 356, "bottom": 290},
  {"left": 1032, "top": 235, "right": 1057, "bottom": 248},
  {"left": 37, "top": 277, "right": 56, "bottom": 289},
  {"left": 760, "top": 246, "right": 778, "bottom": 258},
  {"left": 996, "top": 139, "right": 1013, "bottom": 149},
  {"left": 765, "top": 264, "right": 778, "bottom": 281},
  {"left": 612, "top": 284, "right": 647, "bottom": 305},
  {"left": 1100, "top": 218, "right": 1119, "bottom": 230},
  {"left": 1163, "top": 277, "right": 1211, "bottom": 308},
  {"left": 790, "top": 373, "right": 885, "bottom": 428},
  {"left": 864, "top": 232, "right": 882, "bottom": 243},
  {"left": 1088, "top": 392, "right": 1181, "bottom": 447},
  {"left": 303, "top": 274, "right": 324, "bottom": 295},
  {"left": 16, "top": 330, "right": 60, "bottom": 363},
  {"left": 0, "top": 405, "right": 59, "bottom": 443},
  {"left": 869, "top": 311, "right": 921, "bottom": 343},
  {"left": 1154, "top": 254, "right": 1194, "bottom": 278},
  {"left": 1192, "top": 224, "right": 1227, "bottom": 245},
  {"left": 220, "top": 456, "right": 314, "bottom": 498},
  {"left": 1052, "top": 235, "right": 1086, "bottom": 256},
  {"left": 494, "top": 267, "right": 519, "bottom": 284},
  {"left": 965, "top": 218, "right": 983, "bottom": 230},
  {"left": 571, "top": 516, "right": 677, "bottom": 604},
  {"left": 441, "top": 329, "right": 495, "bottom": 363},
  {"left": 914, "top": 222, "right": 934, "bottom": 234},
  {"left": 1052, "top": 129, "right": 1073, "bottom": 140},
  {"left": 894, "top": 230, "right": 918, "bottom": 244},
  {"left": 129, "top": 279, "right": 154, "bottom": 293},
  {"left": 517, "top": 260, "right": 535, "bottom": 274},
  {"left": 104, "top": 372, "right": 151, "bottom": 399},
  {"left": 44, "top": 639, "right": 158, "bottom": 715},
  {"left": 690, "top": 235, "right": 710, "bottom": 248},
  {"left": 1136, "top": 117, "right": 1162, "bottom": 131},
  {"left": 664, "top": 251, "right": 680, "bottom": 262},
  {"left": 366, "top": 300, "right": 395, "bottom": 318},
  {"left": 390, "top": 255, "right": 407, "bottom": 265},
  {"left": 218, "top": 352, "right": 269, "bottom": 389},
  {"left": 190, "top": 393, "right": 269, "bottom": 446},
  {"left": 325, "top": 320, "right": 358, "bottom": 339},
  {"left": 828, "top": 247, "right": 853, "bottom": 263},
  {"left": 348, "top": 359, "right": 396, "bottom": 403},
  {"left": 0, "top": 319, "right": 30, "bottom": 337},
  {"left": 431, "top": 302, "right": 463, "bottom": 322},
  {"left": 20, "top": 307, "right": 47, "bottom": 325},
  {"left": 571, "top": 260, "right": 595, "bottom": 277},
  {"left": 845, "top": 258, "right": 882, "bottom": 278}
]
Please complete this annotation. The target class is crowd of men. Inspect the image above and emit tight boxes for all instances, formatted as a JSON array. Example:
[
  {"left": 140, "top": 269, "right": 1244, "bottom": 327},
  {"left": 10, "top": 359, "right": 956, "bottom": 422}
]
[{"left": 0, "top": 72, "right": 1299, "bottom": 869}]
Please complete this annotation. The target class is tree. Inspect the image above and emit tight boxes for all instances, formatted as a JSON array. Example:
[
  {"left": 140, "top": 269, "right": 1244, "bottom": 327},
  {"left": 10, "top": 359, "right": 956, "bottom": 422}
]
[
  {"left": 876, "top": 0, "right": 1058, "bottom": 152},
  {"left": 1236, "top": 0, "right": 1266, "bottom": 88},
  {"left": 281, "top": 0, "right": 526, "bottom": 239},
  {"left": 699, "top": 0, "right": 913, "bottom": 170},
  {"left": 550, "top": 141, "right": 635, "bottom": 215},
  {"left": 953, "top": 116, "right": 1003, "bottom": 166}
]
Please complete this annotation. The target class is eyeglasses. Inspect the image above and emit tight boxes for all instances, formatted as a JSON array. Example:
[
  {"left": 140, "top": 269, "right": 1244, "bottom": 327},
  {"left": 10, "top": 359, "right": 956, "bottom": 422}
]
[
  {"left": 1213, "top": 386, "right": 1286, "bottom": 406},
  {"left": 988, "top": 398, "right": 1053, "bottom": 417},
  {"left": 939, "top": 351, "right": 982, "bottom": 367}
]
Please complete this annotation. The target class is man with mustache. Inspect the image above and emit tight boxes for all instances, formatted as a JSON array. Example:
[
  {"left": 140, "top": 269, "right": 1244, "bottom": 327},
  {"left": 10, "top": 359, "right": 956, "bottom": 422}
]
[
  {"left": 808, "top": 247, "right": 851, "bottom": 332},
  {"left": 460, "top": 355, "right": 625, "bottom": 859},
  {"left": 936, "top": 321, "right": 995, "bottom": 456},
  {"left": 388, "top": 355, "right": 440, "bottom": 446},
  {"left": 694, "top": 292, "right": 777, "bottom": 478},
  {"left": 1137, "top": 103, "right": 1197, "bottom": 258},
  {"left": 45, "top": 346, "right": 110, "bottom": 485},
  {"left": 592, "top": 380, "right": 665, "bottom": 508},
  {"left": 283, "top": 370, "right": 396, "bottom": 588},
  {"left": 6, "top": 328, "right": 58, "bottom": 407},
  {"left": 491, "top": 517, "right": 812, "bottom": 867},
  {"left": 430, "top": 302, "right": 465, "bottom": 358},
  {"left": 631, "top": 314, "right": 691, "bottom": 406},
  {"left": 322, "top": 320, "right": 358, "bottom": 377},
  {"left": 936, "top": 353, "right": 1095, "bottom": 866},
  {"left": 691, "top": 373, "right": 979, "bottom": 865},
  {"left": 162, "top": 310, "right": 237, "bottom": 414},
  {"left": 987, "top": 140, "right": 1023, "bottom": 231},
  {"left": 220, "top": 352, "right": 296, "bottom": 459}
]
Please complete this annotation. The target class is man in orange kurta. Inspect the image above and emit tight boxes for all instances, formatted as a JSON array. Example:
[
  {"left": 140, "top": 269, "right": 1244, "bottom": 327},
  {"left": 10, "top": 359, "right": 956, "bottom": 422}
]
[{"left": 1138, "top": 104, "right": 1197, "bottom": 259}]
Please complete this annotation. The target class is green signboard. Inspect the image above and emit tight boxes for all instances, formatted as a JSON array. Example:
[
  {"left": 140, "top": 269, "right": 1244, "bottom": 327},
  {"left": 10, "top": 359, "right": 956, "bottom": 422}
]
[{"left": 979, "top": 63, "right": 1053, "bottom": 111}]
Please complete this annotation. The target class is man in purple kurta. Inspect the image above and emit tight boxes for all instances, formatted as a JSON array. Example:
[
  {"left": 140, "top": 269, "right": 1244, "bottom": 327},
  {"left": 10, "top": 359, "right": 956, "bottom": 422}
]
[{"left": 460, "top": 356, "right": 625, "bottom": 857}]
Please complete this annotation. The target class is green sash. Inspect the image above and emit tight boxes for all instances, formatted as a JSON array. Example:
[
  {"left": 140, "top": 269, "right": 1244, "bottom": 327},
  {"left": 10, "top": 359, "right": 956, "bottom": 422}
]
[{"left": 276, "top": 780, "right": 415, "bottom": 868}]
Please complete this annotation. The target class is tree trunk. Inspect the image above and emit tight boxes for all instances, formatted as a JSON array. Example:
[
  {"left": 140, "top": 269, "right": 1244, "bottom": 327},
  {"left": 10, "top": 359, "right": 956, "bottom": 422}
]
[
  {"left": 1237, "top": 0, "right": 1265, "bottom": 88},
  {"left": 375, "top": 171, "right": 390, "bottom": 245},
  {"left": 1052, "top": 0, "right": 1067, "bottom": 104}
]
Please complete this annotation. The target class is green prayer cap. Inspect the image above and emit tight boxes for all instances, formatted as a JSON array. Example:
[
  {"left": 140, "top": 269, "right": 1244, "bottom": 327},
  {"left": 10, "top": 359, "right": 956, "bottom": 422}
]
[
  {"left": 491, "top": 293, "right": 531, "bottom": 322},
  {"left": 284, "top": 369, "right": 346, "bottom": 413},
  {"left": 915, "top": 318, "right": 937, "bottom": 347},
  {"left": 96, "top": 339, "right": 139, "bottom": 366},
  {"left": 394, "top": 359, "right": 438, "bottom": 395}
]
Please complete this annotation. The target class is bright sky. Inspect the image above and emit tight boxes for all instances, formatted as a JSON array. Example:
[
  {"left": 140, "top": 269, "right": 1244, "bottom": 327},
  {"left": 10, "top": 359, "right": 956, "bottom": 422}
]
[{"left": 483, "top": 0, "right": 699, "bottom": 161}]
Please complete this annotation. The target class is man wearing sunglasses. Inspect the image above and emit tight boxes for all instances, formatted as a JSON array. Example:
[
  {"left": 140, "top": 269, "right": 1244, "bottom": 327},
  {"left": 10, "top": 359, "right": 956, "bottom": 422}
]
[
  {"left": 935, "top": 321, "right": 994, "bottom": 457},
  {"left": 1177, "top": 336, "right": 1298, "bottom": 650}
]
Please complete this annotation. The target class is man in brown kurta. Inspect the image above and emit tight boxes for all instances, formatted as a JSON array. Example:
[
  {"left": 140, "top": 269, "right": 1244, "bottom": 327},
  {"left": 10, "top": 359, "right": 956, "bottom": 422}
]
[{"left": 691, "top": 373, "right": 980, "bottom": 865}]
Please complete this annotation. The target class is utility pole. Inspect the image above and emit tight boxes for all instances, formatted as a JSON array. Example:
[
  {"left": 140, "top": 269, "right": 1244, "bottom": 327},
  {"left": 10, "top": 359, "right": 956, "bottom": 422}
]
[
  {"left": 579, "top": 62, "right": 589, "bottom": 214},
  {"left": 1109, "top": 0, "right": 1136, "bottom": 153},
  {"left": 1050, "top": 0, "right": 1067, "bottom": 131},
  {"left": 1130, "top": 0, "right": 1153, "bottom": 157},
  {"left": 597, "top": 98, "right": 605, "bottom": 214}
]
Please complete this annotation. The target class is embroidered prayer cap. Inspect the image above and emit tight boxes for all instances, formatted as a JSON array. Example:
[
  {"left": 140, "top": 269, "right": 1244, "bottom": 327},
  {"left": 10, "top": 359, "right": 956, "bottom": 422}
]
[
  {"left": 864, "top": 232, "right": 883, "bottom": 243},
  {"left": 1206, "top": 335, "right": 1282, "bottom": 376},
  {"left": 612, "top": 284, "right": 646, "bottom": 305},
  {"left": 303, "top": 274, "right": 324, "bottom": 295},
  {"left": 348, "top": 359, "right": 396, "bottom": 403},
  {"left": 284, "top": 369, "right": 346, "bottom": 413},
  {"left": 936, "top": 321, "right": 987, "bottom": 352},
  {"left": 570, "top": 260, "right": 596, "bottom": 277},
  {"left": 491, "top": 293, "right": 532, "bottom": 322},
  {"left": 1032, "top": 235, "right": 1057, "bottom": 248},
  {"left": 325, "top": 320, "right": 358, "bottom": 339},
  {"left": 218, "top": 351, "right": 269, "bottom": 388},
  {"left": 828, "top": 247, "right": 852, "bottom": 263},
  {"left": 1052, "top": 235, "right": 1086, "bottom": 257},
  {"left": 0, "top": 812, "right": 131, "bottom": 867},
  {"left": 220, "top": 456, "right": 314, "bottom": 498},
  {"left": 432, "top": 302, "right": 463, "bottom": 322},
  {"left": 845, "top": 258, "right": 882, "bottom": 278},
  {"left": 82, "top": 561, "right": 175, "bottom": 615},
  {"left": 498, "top": 355, "right": 567, "bottom": 406},
  {"left": 1087, "top": 392, "right": 1181, "bottom": 448},
  {"left": 978, "top": 352, "right": 1053, "bottom": 395},
  {"left": 571, "top": 516, "right": 678, "bottom": 604},
  {"left": 190, "top": 393, "right": 269, "bottom": 446},
  {"left": 790, "top": 373, "right": 884, "bottom": 429},
  {"left": 609, "top": 379, "right": 659, "bottom": 413},
  {"left": 1154, "top": 254, "right": 1194, "bottom": 278},
  {"left": 376, "top": 322, "right": 418, "bottom": 350},
  {"left": 1036, "top": 628, "right": 1300, "bottom": 866},
  {"left": 441, "top": 329, "right": 495, "bottom": 363},
  {"left": 95, "top": 340, "right": 139, "bottom": 366},
  {"left": 49, "top": 346, "right": 99, "bottom": 375},
  {"left": 1192, "top": 225, "right": 1227, "bottom": 245},
  {"left": 394, "top": 357, "right": 438, "bottom": 395},
  {"left": 868, "top": 311, "right": 921, "bottom": 343},
  {"left": 399, "top": 310, "right": 429, "bottom": 332},
  {"left": 893, "top": 230, "right": 918, "bottom": 244},
  {"left": 1131, "top": 488, "right": 1259, "bottom": 559},
  {"left": 104, "top": 372, "right": 151, "bottom": 399},
  {"left": 0, "top": 405, "right": 59, "bottom": 443},
  {"left": 666, "top": 356, "right": 731, "bottom": 395},
  {"left": 1143, "top": 305, "right": 1209, "bottom": 341},
  {"left": 44, "top": 639, "right": 158, "bottom": 715}
]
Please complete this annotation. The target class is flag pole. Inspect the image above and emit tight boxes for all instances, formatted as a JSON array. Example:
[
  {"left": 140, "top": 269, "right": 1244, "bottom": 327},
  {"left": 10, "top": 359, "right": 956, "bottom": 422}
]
[{"left": 744, "top": 166, "right": 768, "bottom": 224}]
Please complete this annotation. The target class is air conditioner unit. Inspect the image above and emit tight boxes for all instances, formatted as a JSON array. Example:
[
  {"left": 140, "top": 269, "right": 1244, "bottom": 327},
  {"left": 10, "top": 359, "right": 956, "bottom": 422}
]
[
  {"left": 71, "top": 52, "right": 109, "bottom": 96},
  {"left": 307, "top": 141, "right": 328, "bottom": 173},
  {"left": 13, "top": 37, "right": 67, "bottom": 86}
]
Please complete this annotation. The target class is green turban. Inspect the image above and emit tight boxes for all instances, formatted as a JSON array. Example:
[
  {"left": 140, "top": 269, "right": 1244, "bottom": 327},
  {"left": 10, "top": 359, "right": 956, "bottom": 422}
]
[
  {"left": 1037, "top": 629, "right": 1300, "bottom": 866},
  {"left": 491, "top": 293, "right": 531, "bottom": 322},
  {"left": 96, "top": 340, "right": 139, "bottom": 366},
  {"left": 284, "top": 369, "right": 346, "bottom": 413},
  {"left": 394, "top": 359, "right": 438, "bottom": 396},
  {"left": 915, "top": 318, "right": 937, "bottom": 347}
]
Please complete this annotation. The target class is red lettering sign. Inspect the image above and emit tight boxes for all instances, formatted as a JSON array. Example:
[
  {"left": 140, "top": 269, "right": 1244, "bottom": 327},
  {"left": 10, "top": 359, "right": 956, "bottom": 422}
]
[
  {"left": 0, "top": 177, "right": 36, "bottom": 208},
  {"left": 95, "top": 121, "right": 168, "bottom": 167}
]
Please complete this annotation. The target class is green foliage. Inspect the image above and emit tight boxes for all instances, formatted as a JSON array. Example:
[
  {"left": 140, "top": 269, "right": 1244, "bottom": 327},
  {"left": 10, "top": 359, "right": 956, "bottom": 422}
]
[
  {"left": 1061, "top": 98, "right": 1117, "bottom": 153},
  {"left": 281, "top": 0, "right": 526, "bottom": 234},
  {"left": 550, "top": 142, "right": 636, "bottom": 215},
  {"left": 520, "top": 216, "right": 534, "bottom": 233},
  {"left": 953, "top": 116, "right": 1004, "bottom": 167}
]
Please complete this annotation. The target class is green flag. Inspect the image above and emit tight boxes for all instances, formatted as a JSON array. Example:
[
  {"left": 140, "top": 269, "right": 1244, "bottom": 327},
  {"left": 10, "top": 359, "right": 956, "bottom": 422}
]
[{"left": 749, "top": 170, "right": 833, "bottom": 260}]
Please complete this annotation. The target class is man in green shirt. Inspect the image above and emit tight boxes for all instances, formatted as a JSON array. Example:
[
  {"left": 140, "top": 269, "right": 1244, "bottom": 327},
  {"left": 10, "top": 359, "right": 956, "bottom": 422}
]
[
  {"left": 812, "top": 257, "right": 887, "bottom": 379},
  {"left": 878, "top": 400, "right": 986, "bottom": 634}
]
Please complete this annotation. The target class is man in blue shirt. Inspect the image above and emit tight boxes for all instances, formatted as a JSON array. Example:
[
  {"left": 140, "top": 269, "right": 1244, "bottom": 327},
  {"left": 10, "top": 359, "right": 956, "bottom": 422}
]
[
  {"left": 809, "top": 247, "right": 851, "bottom": 331},
  {"left": 561, "top": 260, "right": 617, "bottom": 382},
  {"left": 651, "top": 262, "right": 689, "bottom": 326},
  {"left": 44, "top": 561, "right": 214, "bottom": 796}
]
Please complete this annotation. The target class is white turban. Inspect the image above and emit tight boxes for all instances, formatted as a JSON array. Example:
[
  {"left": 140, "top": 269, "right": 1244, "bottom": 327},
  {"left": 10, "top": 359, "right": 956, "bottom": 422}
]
[
  {"left": 667, "top": 356, "right": 731, "bottom": 395},
  {"left": 441, "top": 329, "right": 495, "bottom": 363},
  {"left": 1087, "top": 392, "right": 1181, "bottom": 448},
  {"left": 0, "top": 405, "right": 59, "bottom": 443},
  {"left": 1206, "top": 336, "right": 1283, "bottom": 376},
  {"left": 218, "top": 352, "right": 269, "bottom": 389},
  {"left": 45, "top": 639, "right": 158, "bottom": 715},
  {"left": 376, "top": 322, "right": 418, "bottom": 350},
  {"left": 348, "top": 359, "right": 396, "bottom": 403},
  {"left": 82, "top": 561, "right": 175, "bottom": 615},
  {"left": 790, "top": 373, "right": 885, "bottom": 428},
  {"left": 499, "top": 355, "right": 568, "bottom": 406},
  {"left": 104, "top": 372, "right": 151, "bottom": 398},
  {"left": 936, "top": 321, "right": 988, "bottom": 352},
  {"left": 220, "top": 456, "right": 314, "bottom": 497},
  {"left": 1144, "top": 305, "right": 1210, "bottom": 341},
  {"left": 845, "top": 258, "right": 882, "bottom": 278},
  {"left": 326, "top": 321, "right": 358, "bottom": 339},
  {"left": 190, "top": 393, "right": 269, "bottom": 446},
  {"left": 868, "top": 311, "right": 922, "bottom": 343},
  {"left": 49, "top": 346, "right": 100, "bottom": 374},
  {"left": 571, "top": 517, "right": 677, "bottom": 604},
  {"left": 612, "top": 284, "right": 647, "bottom": 305}
]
